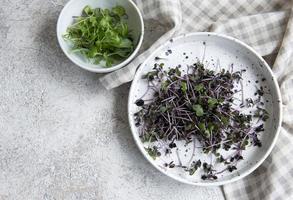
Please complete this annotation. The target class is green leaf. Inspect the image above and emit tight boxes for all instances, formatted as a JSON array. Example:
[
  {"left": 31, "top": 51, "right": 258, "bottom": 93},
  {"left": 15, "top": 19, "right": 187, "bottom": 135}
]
[
  {"left": 87, "top": 46, "right": 99, "bottom": 58},
  {"left": 103, "top": 53, "right": 113, "bottom": 67},
  {"left": 112, "top": 6, "right": 126, "bottom": 17},
  {"left": 192, "top": 104, "right": 204, "bottom": 117},
  {"left": 204, "top": 130, "right": 211, "bottom": 137},
  {"left": 63, "top": 5, "right": 134, "bottom": 67},
  {"left": 141, "top": 132, "right": 157, "bottom": 143},
  {"left": 175, "top": 67, "right": 181, "bottom": 76},
  {"left": 181, "top": 82, "right": 187, "bottom": 93},
  {"left": 220, "top": 116, "right": 229, "bottom": 125},
  {"left": 110, "top": 48, "right": 131, "bottom": 58},
  {"left": 115, "top": 22, "right": 129, "bottom": 36},
  {"left": 207, "top": 123, "right": 214, "bottom": 133},
  {"left": 195, "top": 83, "right": 204, "bottom": 92},
  {"left": 114, "top": 38, "right": 133, "bottom": 48},
  {"left": 185, "top": 124, "right": 193, "bottom": 131},
  {"left": 189, "top": 160, "right": 201, "bottom": 175},
  {"left": 89, "top": 16, "right": 97, "bottom": 25},
  {"left": 161, "top": 80, "right": 170, "bottom": 91},
  {"left": 159, "top": 106, "right": 168, "bottom": 113},
  {"left": 198, "top": 122, "right": 206, "bottom": 131},
  {"left": 208, "top": 98, "right": 218, "bottom": 109},
  {"left": 189, "top": 167, "right": 197, "bottom": 175},
  {"left": 145, "top": 147, "right": 160, "bottom": 160},
  {"left": 93, "top": 56, "right": 103, "bottom": 64},
  {"left": 83, "top": 6, "right": 93, "bottom": 16},
  {"left": 143, "top": 71, "right": 157, "bottom": 81},
  {"left": 94, "top": 8, "right": 102, "bottom": 17}
]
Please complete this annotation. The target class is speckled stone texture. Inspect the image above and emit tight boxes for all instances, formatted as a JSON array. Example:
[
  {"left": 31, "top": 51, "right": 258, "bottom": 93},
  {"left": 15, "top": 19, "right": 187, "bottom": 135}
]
[{"left": 0, "top": 0, "right": 224, "bottom": 199}]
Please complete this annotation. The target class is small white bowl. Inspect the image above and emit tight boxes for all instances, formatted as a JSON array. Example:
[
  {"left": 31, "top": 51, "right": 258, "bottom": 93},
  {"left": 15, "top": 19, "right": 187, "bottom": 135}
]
[{"left": 57, "top": 0, "right": 144, "bottom": 73}]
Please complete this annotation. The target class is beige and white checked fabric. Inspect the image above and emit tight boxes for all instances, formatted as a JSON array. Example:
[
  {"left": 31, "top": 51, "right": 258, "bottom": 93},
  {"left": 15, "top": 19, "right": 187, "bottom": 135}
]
[{"left": 100, "top": 0, "right": 293, "bottom": 199}]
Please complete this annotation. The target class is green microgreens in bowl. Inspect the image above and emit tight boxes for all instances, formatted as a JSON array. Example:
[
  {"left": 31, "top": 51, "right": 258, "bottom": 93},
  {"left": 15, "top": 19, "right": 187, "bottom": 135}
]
[
  {"left": 134, "top": 62, "right": 269, "bottom": 180},
  {"left": 63, "top": 5, "right": 134, "bottom": 67}
]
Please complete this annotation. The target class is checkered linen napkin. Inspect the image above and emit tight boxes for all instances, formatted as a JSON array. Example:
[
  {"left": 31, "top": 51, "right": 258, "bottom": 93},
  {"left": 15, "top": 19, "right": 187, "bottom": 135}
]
[{"left": 100, "top": 0, "right": 293, "bottom": 199}]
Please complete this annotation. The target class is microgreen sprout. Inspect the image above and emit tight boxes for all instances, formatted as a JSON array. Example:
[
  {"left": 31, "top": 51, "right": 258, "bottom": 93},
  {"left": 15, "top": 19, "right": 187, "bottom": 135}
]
[
  {"left": 63, "top": 5, "right": 134, "bottom": 67},
  {"left": 135, "top": 62, "right": 268, "bottom": 180}
]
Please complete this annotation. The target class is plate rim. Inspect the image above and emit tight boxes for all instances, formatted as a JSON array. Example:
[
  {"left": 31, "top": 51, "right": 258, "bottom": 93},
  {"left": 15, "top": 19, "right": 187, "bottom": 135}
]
[{"left": 128, "top": 32, "right": 282, "bottom": 186}]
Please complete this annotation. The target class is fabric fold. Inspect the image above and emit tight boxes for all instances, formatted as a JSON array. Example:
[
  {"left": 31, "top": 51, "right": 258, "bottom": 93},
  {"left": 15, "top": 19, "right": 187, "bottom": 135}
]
[{"left": 210, "top": 11, "right": 290, "bottom": 56}]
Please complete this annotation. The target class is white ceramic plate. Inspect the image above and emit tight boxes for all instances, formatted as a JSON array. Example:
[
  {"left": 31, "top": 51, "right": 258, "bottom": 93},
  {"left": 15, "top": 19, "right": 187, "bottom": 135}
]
[
  {"left": 128, "top": 32, "right": 282, "bottom": 186},
  {"left": 57, "top": 0, "right": 144, "bottom": 73}
]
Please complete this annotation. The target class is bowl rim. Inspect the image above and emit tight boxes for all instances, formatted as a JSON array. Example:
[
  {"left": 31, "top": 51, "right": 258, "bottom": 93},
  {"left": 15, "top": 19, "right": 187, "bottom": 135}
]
[
  {"left": 128, "top": 32, "right": 282, "bottom": 186},
  {"left": 56, "top": 0, "right": 144, "bottom": 73}
]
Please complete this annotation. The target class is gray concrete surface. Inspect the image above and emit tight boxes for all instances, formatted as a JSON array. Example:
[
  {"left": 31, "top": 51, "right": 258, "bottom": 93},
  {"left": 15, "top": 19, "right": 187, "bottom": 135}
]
[{"left": 0, "top": 0, "right": 224, "bottom": 199}]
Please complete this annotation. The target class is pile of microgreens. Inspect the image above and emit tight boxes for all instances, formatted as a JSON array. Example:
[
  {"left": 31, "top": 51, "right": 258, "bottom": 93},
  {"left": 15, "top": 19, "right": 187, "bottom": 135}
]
[
  {"left": 63, "top": 5, "right": 134, "bottom": 67},
  {"left": 134, "top": 62, "right": 268, "bottom": 180}
]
